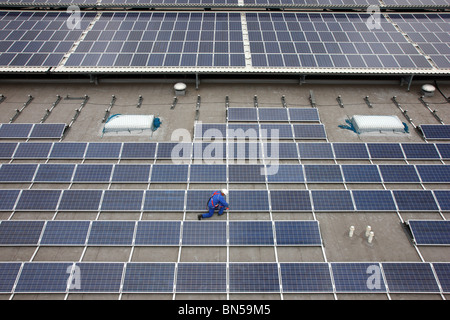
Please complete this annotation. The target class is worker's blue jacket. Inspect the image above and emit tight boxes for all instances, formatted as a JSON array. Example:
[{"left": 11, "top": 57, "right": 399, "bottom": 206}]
[{"left": 208, "top": 190, "right": 229, "bottom": 209}]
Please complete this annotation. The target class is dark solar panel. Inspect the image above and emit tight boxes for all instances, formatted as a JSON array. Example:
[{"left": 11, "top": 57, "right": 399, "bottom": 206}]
[
  {"left": 0, "top": 220, "right": 45, "bottom": 245},
  {"left": 84, "top": 143, "right": 122, "bottom": 159},
  {"left": 185, "top": 190, "right": 212, "bottom": 212},
  {"left": 0, "top": 124, "right": 33, "bottom": 138},
  {"left": 304, "top": 165, "right": 343, "bottom": 183},
  {"left": 311, "top": 190, "right": 354, "bottom": 211},
  {"left": 298, "top": 143, "right": 334, "bottom": 159},
  {"left": 13, "top": 142, "right": 52, "bottom": 158},
  {"left": 408, "top": 220, "right": 450, "bottom": 245},
  {"left": 0, "top": 164, "right": 37, "bottom": 182},
  {"left": 182, "top": 221, "right": 226, "bottom": 246},
  {"left": 433, "top": 190, "right": 450, "bottom": 211},
  {"left": 87, "top": 221, "right": 135, "bottom": 245},
  {"left": 72, "top": 164, "right": 113, "bottom": 182},
  {"left": 270, "top": 190, "right": 311, "bottom": 211},
  {"left": 150, "top": 164, "right": 189, "bottom": 183},
  {"left": 229, "top": 263, "right": 279, "bottom": 292},
  {"left": 40, "top": 221, "right": 90, "bottom": 246},
  {"left": 378, "top": 165, "right": 420, "bottom": 183},
  {"left": 352, "top": 190, "right": 397, "bottom": 211},
  {"left": 292, "top": 124, "right": 327, "bottom": 139},
  {"left": 189, "top": 164, "right": 227, "bottom": 183},
  {"left": 143, "top": 190, "right": 185, "bottom": 211},
  {"left": 122, "top": 263, "right": 175, "bottom": 293},
  {"left": 433, "top": 263, "right": 450, "bottom": 294},
  {"left": 332, "top": 143, "right": 369, "bottom": 159},
  {"left": 121, "top": 142, "right": 156, "bottom": 159},
  {"left": 15, "top": 262, "right": 73, "bottom": 293},
  {"left": 0, "top": 189, "right": 20, "bottom": 211},
  {"left": 228, "top": 164, "right": 266, "bottom": 183},
  {"left": 341, "top": 165, "right": 382, "bottom": 183},
  {"left": 416, "top": 165, "right": 450, "bottom": 183},
  {"left": 176, "top": 263, "right": 226, "bottom": 293},
  {"left": 135, "top": 221, "right": 181, "bottom": 246},
  {"left": 401, "top": 143, "right": 440, "bottom": 159},
  {"left": 275, "top": 221, "right": 321, "bottom": 246},
  {"left": 280, "top": 263, "right": 333, "bottom": 293},
  {"left": 332, "top": 263, "right": 387, "bottom": 293},
  {"left": 229, "top": 190, "right": 269, "bottom": 211},
  {"left": 29, "top": 123, "right": 65, "bottom": 139},
  {"left": 34, "top": 164, "right": 75, "bottom": 183},
  {"left": 227, "top": 108, "right": 258, "bottom": 121},
  {"left": 0, "top": 142, "right": 17, "bottom": 159},
  {"left": 100, "top": 190, "right": 144, "bottom": 211},
  {"left": 266, "top": 165, "right": 304, "bottom": 183},
  {"left": 229, "top": 221, "right": 274, "bottom": 245},
  {"left": 381, "top": 263, "right": 440, "bottom": 293},
  {"left": 70, "top": 263, "right": 124, "bottom": 292},
  {"left": 393, "top": 190, "right": 439, "bottom": 211},
  {"left": 111, "top": 164, "right": 151, "bottom": 183},
  {"left": 49, "top": 142, "right": 87, "bottom": 159},
  {"left": 258, "top": 108, "right": 289, "bottom": 121},
  {"left": 0, "top": 263, "right": 21, "bottom": 293},
  {"left": 58, "top": 189, "right": 103, "bottom": 211},
  {"left": 15, "top": 189, "right": 61, "bottom": 211},
  {"left": 367, "top": 143, "right": 404, "bottom": 159}
]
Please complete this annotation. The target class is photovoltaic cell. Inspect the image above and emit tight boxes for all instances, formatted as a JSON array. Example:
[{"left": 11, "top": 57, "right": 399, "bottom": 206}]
[
  {"left": 228, "top": 142, "right": 261, "bottom": 159},
  {"left": 185, "top": 190, "right": 212, "bottom": 212},
  {"left": 135, "top": 221, "right": 181, "bottom": 246},
  {"left": 111, "top": 164, "right": 150, "bottom": 183},
  {"left": 156, "top": 142, "right": 192, "bottom": 159},
  {"left": 280, "top": 263, "right": 333, "bottom": 293},
  {"left": 150, "top": 164, "right": 189, "bottom": 183},
  {"left": 71, "top": 263, "right": 124, "bottom": 292},
  {"left": 143, "top": 190, "right": 185, "bottom": 211},
  {"left": 269, "top": 190, "right": 311, "bottom": 211},
  {"left": 401, "top": 143, "right": 440, "bottom": 159},
  {"left": 182, "top": 221, "right": 226, "bottom": 246},
  {"left": 0, "top": 143, "right": 17, "bottom": 159},
  {"left": 416, "top": 165, "right": 450, "bottom": 183},
  {"left": 331, "top": 263, "right": 386, "bottom": 293},
  {"left": 341, "top": 165, "right": 382, "bottom": 183},
  {"left": 100, "top": 190, "right": 144, "bottom": 211},
  {"left": 293, "top": 124, "right": 327, "bottom": 139},
  {"left": 72, "top": 164, "right": 113, "bottom": 182},
  {"left": 288, "top": 108, "right": 320, "bottom": 122},
  {"left": 433, "top": 263, "right": 450, "bottom": 294},
  {"left": 298, "top": 143, "right": 334, "bottom": 159},
  {"left": 189, "top": 164, "right": 226, "bottom": 183},
  {"left": 352, "top": 190, "right": 397, "bottom": 211},
  {"left": 260, "top": 124, "right": 294, "bottom": 139},
  {"left": 29, "top": 123, "right": 65, "bottom": 139},
  {"left": 367, "top": 143, "right": 404, "bottom": 159},
  {"left": 0, "top": 263, "right": 21, "bottom": 293},
  {"left": 0, "top": 124, "right": 33, "bottom": 138},
  {"left": 393, "top": 190, "right": 439, "bottom": 211},
  {"left": 304, "top": 165, "right": 343, "bottom": 183},
  {"left": 381, "top": 263, "right": 440, "bottom": 293},
  {"left": 120, "top": 143, "right": 156, "bottom": 159},
  {"left": 266, "top": 165, "right": 304, "bottom": 183},
  {"left": 332, "top": 143, "right": 369, "bottom": 159},
  {"left": 34, "top": 164, "right": 75, "bottom": 183},
  {"left": 227, "top": 108, "right": 258, "bottom": 121},
  {"left": 84, "top": 143, "right": 122, "bottom": 159},
  {"left": 0, "top": 164, "right": 37, "bottom": 182},
  {"left": 228, "top": 124, "right": 260, "bottom": 139},
  {"left": 49, "top": 142, "right": 87, "bottom": 159},
  {"left": 436, "top": 144, "right": 450, "bottom": 159},
  {"left": 229, "top": 190, "right": 269, "bottom": 211},
  {"left": 176, "top": 263, "right": 226, "bottom": 293},
  {"left": 408, "top": 220, "right": 450, "bottom": 246},
  {"left": 228, "top": 164, "right": 265, "bottom": 183},
  {"left": 15, "top": 189, "right": 61, "bottom": 211},
  {"left": 229, "top": 263, "right": 279, "bottom": 292},
  {"left": 87, "top": 221, "right": 135, "bottom": 245},
  {"left": 122, "top": 263, "right": 175, "bottom": 293},
  {"left": 229, "top": 221, "right": 274, "bottom": 245},
  {"left": 0, "top": 189, "right": 20, "bottom": 211},
  {"left": 433, "top": 190, "right": 450, "bottom": 211},
  {"left": 58, "top": 189, "right": 102, "bottom": 211},
  {"left": 15, "top": 263, "right": 73, "bottom": 293},
  {"left": 13, "top": 142, "right": 52, "bottom": 158},
  {"left": 0, "top": 220, "right": 45, "bottom": 245},
  {"left": 378, "top": 165, "right": 420, "bottom": 183},
  {"left": 40, "top": 221, "right": 90, "bottom": 246},
  {"left": 311, "top": 190, "right": 354, "bottom": 211},
  {"left": 275, "top": 221, "right": 321, "bottom": 246},
  {"left": 258, "top": 108, "right": 289, "bottom": 121}
]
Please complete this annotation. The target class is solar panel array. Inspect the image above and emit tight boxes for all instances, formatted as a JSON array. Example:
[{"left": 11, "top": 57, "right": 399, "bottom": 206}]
[
  {"left": 0, "top": 123, "right": 66, "bottom": 139},
  {"left": 1, "top": 261, "right": 449, "bottom": 293}
]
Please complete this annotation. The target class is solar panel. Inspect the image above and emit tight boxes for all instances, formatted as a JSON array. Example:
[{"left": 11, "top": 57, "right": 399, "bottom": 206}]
[
  {"left": 367, "top": 143, "right": 404, "bottom": 159},
  {"left": 176, "top": 263, "right": 226, "bottom": 293},
  {"left": 135, "top": 221, "right": 181, "bottom": 246},
  {"left": 150, "top": 164, "right": 189, "bottom": 183},
  {"left": 269, "top": 190, "right": 311, "bottom": 211},
  {"left": 378, "top": 165, "right": 420, "bottom": 183},
  {"left": 194, "top": 124, "right": 227, "bottom": 140},
  {"left": 311, "top": 190, "right": 354, "bottom": 211},
  {"left": 84, "top": 142, "right": 122, "bottom": 159},
  {"left": 393, "top": 190, "right": 439, "bottom": 211},
  {"left": 40, "top": 221, "right": 90, "bottom": 245},
  {"left": 189, "top": 164, "right": 226, "bottom": 183},
  {"left": 185, "top": 190, "right": 212, "bottom": 212},
  {"left": 0, "top": 124, "right": 33, "bottom": 138},
  {"left": 228, "top": 142, "right": 261, "bottom": 159},
  {"left": 120, "top": 142, "right": 156, "bottom": 159},
  {"left": 352, "top": 190, "right": 397, "bottom": 211},
  {"left": 0, "top": 164, "right": 37, "bottom": 182},
  {"left": 288, "top": 108, "right": 320, "bottom": 122},
  {"left": 332, "top": 143, "right": 370, "bottom": 159},
  {"left": 298, "top": 143, "right": 334, "bottom": 159},
  {"left": 292, "top": 124, "right": 327, "bottom": 139},
  {"left": 266, "top": 165, "right": 304, "bottom": 183},
  {"left": 229, "top": 221, "right": 274, "bottom": 245},
  {"left": 420, "top": 124, "right": 450, "bottom": 140},
  {"left": 0, "top": 189, "right": 20, "bottom": 211},
  {"left": 263, "top": 142, "right": 298, "bottom": 159},
  {"left": 70, "top": 263, "right": 124, "bottom": 292},
  {"left": 408, "top": 220, "right": 450, "bottom": 246},
  {"left": 228, "top": 124, "right": 260, "bottom": 139},
  {"left": 15, "top": 189, "right": 61, "bottom": 211},
  {"left": 258, "top": 108, "right": 289, "bottom": 121},
  {"left": 0, "top": 263, "right": 21, "bottom": 293},
  {"left": 229, "top": 190, "right": 269, "bottom": 212},
  {"left": 416, "top": 165, "right": 450, "bottom": 183},
  {"left": 143, "top": 190, "right": 185, "bottom": 212},
  {"left": 275, "top": 221, "right": 321, "bottom": 246},
  {"left": 72, "top": 164, "right": 113, "bottom": 182},
  {"left": 182, "top": 221, "right": 226, "bottom": 246},
  {"left": 304, "top": 165, "right": 343, "bottom": 183},
  {"left": 100, "top": 190, "right": 144, "bottom": 211},
  {"left": 15, "top": 263, "right": 73, "bottom": 293},
  {"left": 111, "top": 164, "right": 151, "bottom": 183},
  {"left": 0, "top": 142, "right": 17, "bottom": 159},
  {"left": 433, "top": 263, "right": 450, "bottom": 294},
  {"left": 13, "top": 142, "right": 52, "bottom": 158},
  {"left": 433, "top": 190, "right": 450, "bottom": 211},
  {"left": 192, "top": 142, "right": 226, "bottom": 160},
  {"left": 34, "top": 164, "right": 75, "bottom": 183},
  {"left": 331, "top": 263, "right": 387, "bottom": 293},
  {"left": 28, "top": 123, "right": 65, "bottom": 139},
  {"left": 229, "top": 263, "right": 279, "bottom": 292},
  {"left": 58, "top": 189, "right": 103, "bottom": 211},
  {"left": 156, "top": 142, "right": 192, "bottom": 159},
  {"left": 436, "top": 144, "right": 450, "bottom": 159},
  {"left": 280, "top": 263, "right": 333, "bottom": 293},
  {"left": 0, "top": 220, "right": 45, "bottom": 245},
  {"left": 401, "top": 143, "right": 440, "bottom": 159},
  {"left": 381, "top": 263, "right": 440, "bottom": 293},
  {"left": 341, "top": 165, "right": 382, "bottom": 183},
  {"left": 49, "top": 142, "right": 87, "bottom": 159},
  {"left": 228, "top": 164, "right": 266, "bottom": 183},
  {"left": 227, "top": 108, "right": 258, "bottom": 121},
  {"left": 260, "top": 124, "right": 292, "bottom": 140},
  {"left": 87, "top": 221, "right": 135, "bottom": 245},
  {"left": 122, "top": 263, "right": 175, "bottom": 293}
]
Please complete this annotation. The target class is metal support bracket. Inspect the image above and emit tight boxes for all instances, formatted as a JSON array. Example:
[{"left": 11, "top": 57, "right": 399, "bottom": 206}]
[
  {"left": 392, "top": 96, "right": 417, "bottom": 129},
  {"left": 9, "top": 95, "right": 34, "bottom": 123},
  {"left": 364, "top": 96, "right": 373, "bottom": 108},
  {"left": 136, "top": 95, "right": 143, "bottom": 108},
  {"left": 170, "top": 97, "right": 178, "bottom": 110},
  {"left": 400, "top": 75, "right": 414, "bottom": 92},
  {"left": 102, "top": 95, "right": 116, "bottom": 123},
  {"left": 253, "top": 95, "right": 258, "bottom": 108},
  {"left": 309, "top": 90, "right": 316, "bottom": 108},
  {"left": 281, "top": 95, "right": 287, "bottom": 108},
  {"left": 418, "top": 96, "right": 445, "bottom": 125},
  {"left": 336, "top": 95, "right": 344, "bottom": 108},
  {"left": 40, "top": 95, "right": 61, "bottom": 123},
  {"left": 195, "top": 95, "right": 201, "bottom": 121},
  {"left": 195, "top": 73, "right": 200, "bottom": 90}
]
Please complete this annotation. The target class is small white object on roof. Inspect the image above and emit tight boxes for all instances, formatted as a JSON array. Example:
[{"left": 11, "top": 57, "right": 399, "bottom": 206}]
[
  {"left": 421, "top": 84, "right": 436, "bottom": 97},
  {"left": 174, "top": 82, "right": 187, "bottom": 96},
  {"left": 351, "top": 115, "right": 405, "bottom": 134},
  {"left": 103, "top": 114, "right": 154, "bottom": 134}
]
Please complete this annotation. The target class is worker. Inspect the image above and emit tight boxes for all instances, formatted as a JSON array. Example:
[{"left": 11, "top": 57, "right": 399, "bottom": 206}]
[{"left": 198, "top": 189, "right": 229, "bottom": 220}]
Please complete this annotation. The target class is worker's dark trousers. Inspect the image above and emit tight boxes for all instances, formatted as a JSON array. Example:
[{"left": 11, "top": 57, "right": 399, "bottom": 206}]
[{"left": 202, "top": 205, "right": 225, "bottom": 219}]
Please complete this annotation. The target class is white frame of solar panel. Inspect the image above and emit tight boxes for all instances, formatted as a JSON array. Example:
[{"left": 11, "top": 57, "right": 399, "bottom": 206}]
[{"left": 407, "top": 219, "right": 450, "bottom": 246}]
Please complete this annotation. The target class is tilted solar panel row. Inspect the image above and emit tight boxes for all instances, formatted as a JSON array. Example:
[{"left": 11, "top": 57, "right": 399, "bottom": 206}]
[
  {"left": 0, "top": 220, "right": 322, "bottom": 246},
  {"left": 1, "top": 261, "right": 449, "bottom": 293},
  {"left": 1, "top": 163, "right": 450, "bottom": 184},
  {"left": 1, "top": 189, "right": 449, "bottom": 212},
  {"left": 226, "top": 107, "right": 320, "bottom": 122},
  {"left": 407, "top": 220, "right": 450, "bottom": 245},
  {"left": 0, "top": 123, "right": 66, "bottom": 139}
]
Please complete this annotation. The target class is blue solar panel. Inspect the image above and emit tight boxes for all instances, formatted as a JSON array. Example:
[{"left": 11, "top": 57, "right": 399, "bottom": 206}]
[
  {"left": 143, "top": 190, "right": 185, "bottom": 211},
  {"left": 189, "top": 164, "right": 226, "bottom": 183},
  {"left": 70, "top": 263, "right": 124, "bottom": 293},
  {"left": 85, "top": 143, "right": 122, "bottom": 159},
  {"left": 263, "top": 142, "right": 298, "bottom": 159},
  {"left": 266, "top": 165, "right": 304, "bottom": 183},
  {"left": 393, "top": 190, "right": 439, "bottom": 211},
  {"left": 420, "top": 125, "right": 450, "bottom": 140},
  {"left": 58, "top": 189, "right": 102, "bottom": 211},
  {"left": 332, "top": 143, "right": 370, "bottom": 159},
  {"left": 352, "top": 190, "right": 397, "bottom": 211},
  {"left": 381, "top": 263, "right": 440, "bottom": 293},
  {"left": 15, "top": 263, "right": 73, "bottom": 293},
  {"left": 0, "top": 142, "right": 17, "bottom": 159},
  {"left": 260, "top": 124, "right": 294, "bottom": 139},
  {"left": 121, "top": 142, "right": 156, "bottom": 159},
  {"left": 13, "top": 142, "right": 52, "bottom": 159},
  {"left": 40, "top": 221, "right": 90, "bottom": 246},
  {"left": 101, "top": 190, "right": 144, "bottom": 211},
  {"left": 229, "top": 263, "right": 279, "bottom": 292},
  {"left": 176, "top": 263, "right": 226, "bottom": 293},
  {"left": 229, "top": 221, "right": 274, "bottom": 245},
  {"left": 311, "top": 190, "right": 354, "bottom": 211},
  {"left": 0, "top": 164, "right": 37, "bottom": 182},
  {"left": 49, "top": 142, "right": 87, "bottom": 159},
  {"left": 111, "top": 164, "right": 151, "bottom": 183},
  {"left": 280, "top": 263, "right": 333, "bottom": 293},
  {"left": 72, "top": 164, "right": 113, "bottom": 182},
  {"left": 229, "top": 190, "right": 269, "bottom": 212},
  {"left": 228, "top": 142, "right": 261, "bottom": 159},
  {"left": 182, "top": 221, "right": 226, "bottom": 246},
  {"left": 269, "top": 190, "right": 311, "bottom": 211},
  {"left": 228, "top": 124, "right": 260, "bottom": 139},
  {"left": 156, "top": 142, "right": 192, "bottom": 159},
  {"left": 304, "top": 165, "right": 343, "bottom": 183},
  {"left": 0, "top": 220, "right": 45, "bottom": 245},
  {"left": 331, "top": 263, "right": 387, "bottom": 293},
  {"left": 192, "top": 142, "right": 226, "bottom": 160},
  {"left": 416, "top": 165, "right": 450, "bottom": 183},
  {"left": 288, "top": 108, "right": 320, "bottom": 122},
  {"left": 367, "top": 143, "right": 404, "bottom": 159},
  {"left": 34, "top": 164, "right": 75, "bottom": 183},
  {"left": 258, "top": 108, "right": 289, "bottom": 121},
  {"left": 298, "top": 143, "right": 334, "bottom": 159},
  {"left": 135, "top": 221, "right": 181, "bottom": 246},
  {"left": 436, "top": 144, "right": 450, "bottom": 159},
  {"left": 401, "top": 143, "right": 440, "bottom": 159},
  {"left": 341, "top": 165, "right": 382, "bottom": 183},
  {"left": 150, "top": 164, "right": 189, "bottom": 183},
  {"left": 0, "top": 263, "right": 21, "bottom": 293},
  {"left": 293, "top": 124, "right": 327, "bottom": 139},
  {"left": 0, "top": 189, "right": 20, "bottom": 211},
  {"left": 275, "top": 221, "right": 321, "bottom": 246},
  {"left": 433, "top": 190, "right": 450, "bottom": 211},
  {"left": 0, "top": 124, "right": 33, "bottom": 138},
  {"left": 433, "top": 263, "right": 450, "bottom": 294},
  {"left": 122, "top": 263, "right": 175, "bottom": 293},
  {"left": 408, "top": 220, "right": 450, "bottom": 246},
  {"left": 227, "top": 108, "right": 258, "bottom": 121},
  {"left": 29, "top": 123, "right": 65, "bottom": 139},
  {"left": 228, "top": 164, "right": 266, "bottom": 183},
  {"left": 15, "top": 189, "right": 61, "bottom": 211},
  {"left": 378, "top": 165, "right": 420, "bottom": 183},
  {"left": 87, "top": 221, "right": 135, "bottom": 245},
  {"left": 185, "top": 190, "right": 212, "bottom": 212}
]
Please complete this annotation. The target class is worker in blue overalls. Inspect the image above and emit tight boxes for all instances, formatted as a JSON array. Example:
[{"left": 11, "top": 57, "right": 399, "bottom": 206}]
[{"left": 198, "top": 189, "right": 229, "bottom": 220}]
